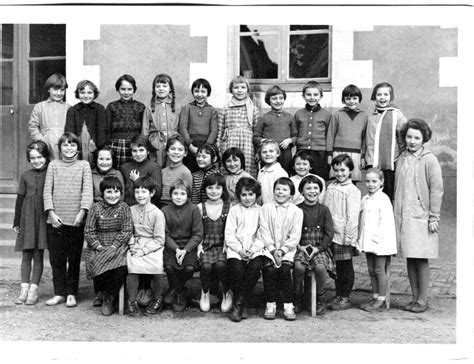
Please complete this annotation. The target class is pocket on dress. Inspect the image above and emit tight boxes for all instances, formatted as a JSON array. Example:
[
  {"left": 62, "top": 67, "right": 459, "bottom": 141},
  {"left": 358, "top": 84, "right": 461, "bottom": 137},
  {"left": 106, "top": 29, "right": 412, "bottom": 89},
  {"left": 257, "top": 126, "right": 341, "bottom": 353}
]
[{"left": 411, "top": 200, "right": 428, "bottom": 220}]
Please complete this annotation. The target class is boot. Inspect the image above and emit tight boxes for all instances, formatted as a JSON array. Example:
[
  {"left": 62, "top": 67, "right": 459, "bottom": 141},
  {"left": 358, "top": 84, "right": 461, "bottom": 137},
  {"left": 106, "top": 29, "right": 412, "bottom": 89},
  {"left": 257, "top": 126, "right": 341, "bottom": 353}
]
[
  {"left": 230, "top": 296, "right": 244, "bottom": 322},
  {"left": 16, "top": 283, "right": 29, "bottom": 304},
  {"left": 25, "top": 284, "right": 38, "bottom": 305},
  {"left": 316, "top": 291, "right": 327, "bottom": 316}
]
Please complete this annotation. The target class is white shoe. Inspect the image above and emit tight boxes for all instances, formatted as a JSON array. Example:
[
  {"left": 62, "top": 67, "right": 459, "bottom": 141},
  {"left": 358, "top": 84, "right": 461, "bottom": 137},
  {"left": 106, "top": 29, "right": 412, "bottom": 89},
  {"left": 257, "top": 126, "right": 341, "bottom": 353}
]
[
  {"left": 264, "top": 302, "right": 277, "bottom": 320},
  {"left": 220, "top": 290, "right": 233, "bottom": 313},
  {"left": 283, "top": 302, "right": 296, "bottom": 321},
  {"left": 199, "top": 290, "right": 210, "bottom": 312},
  {"left": 25, "top": 284, "right": 39, "bottom": 305},
  {"left": 15, "top": 283, "right": 29, "bottom": 304},
  {"left": 46, "top": 295, "right": 66, "bottom": 306},
  {"left": 66, "top": 295, "right": 77, "bottom": 308}
]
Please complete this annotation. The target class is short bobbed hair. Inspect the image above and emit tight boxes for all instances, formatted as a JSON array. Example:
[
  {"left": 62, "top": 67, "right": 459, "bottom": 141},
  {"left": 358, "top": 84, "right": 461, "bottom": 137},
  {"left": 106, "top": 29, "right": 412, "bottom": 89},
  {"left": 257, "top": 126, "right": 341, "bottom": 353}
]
[
  {"left": 235, "top": 177, "right": 261, "bottom": 200},
  {"left": 274, "top": 177, "right": 295, "bottom": 196},
  {"left": 222, "top": 147, "right": 246, "bottom": 172},
  {"left": 100, "top": 176, "right": 123, "bottom": 195},
  {"left": 130, "top": 134, "right": 150, "bottom": 152},
  {"left": 292, "top": 150, "right": 314, "bottom": 171},
  {"left": 170, "top": 178, "right": 191, "bottom": 198},
  {"left": 44, "top": 73, "right": 68, "bottom": 91},
  {"left": 341, "top": 84, "right": 362, "bottom": 103},
  {"left": 166, "top": 134, "right": 188, "bottom": 153},
  {"left": 197, "top": 143, "right": 220, "bottom": 164},
  {"left": 58, "top": 132, "right": 81, "bottom": 155},
  {"left": 202, "top": 172, "right": 229, "bottom": 202},
  {"left": 365, "top": 167, "right": 385, "bottom": 184},
  {"left": 133, "top": 176, "right": 156, "bottom": 193},
  {"left": 115, "top": 74, "right": 137, "bottom": 92},
  {"left": 370, "top": 82, "right": 394, "bottom": 102},
  {"left": 264, "top": 85, "right": 286, "bottom": 106},
  {"left": 298, "top": 174, "right": 323, "bottom": 193},
  {"left": 75, "top": 80, "right": 99, "bottom": 99},
  {"left": 191, "top": 78, "right": 212, "bottom": 96},
  {"left": 331, "top": 153, "right": 354, "bottom": 171},
  {"left": 229, "top": 75, "right": 250, "bottom": 94}
]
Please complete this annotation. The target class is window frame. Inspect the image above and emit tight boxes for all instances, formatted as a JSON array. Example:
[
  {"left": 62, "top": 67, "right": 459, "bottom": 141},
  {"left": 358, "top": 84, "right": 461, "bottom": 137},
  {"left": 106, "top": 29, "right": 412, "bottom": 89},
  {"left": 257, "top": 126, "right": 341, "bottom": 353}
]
[{"left": 233, "top": 25, "right": 332, "bottom": 92}]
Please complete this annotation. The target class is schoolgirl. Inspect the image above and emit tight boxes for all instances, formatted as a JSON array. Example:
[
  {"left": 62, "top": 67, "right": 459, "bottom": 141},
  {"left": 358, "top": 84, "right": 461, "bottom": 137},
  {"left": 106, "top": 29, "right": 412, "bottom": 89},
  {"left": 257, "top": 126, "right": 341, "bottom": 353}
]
[
  {"left": 216, "top": 75, "right": 259, "bottom": 177},
  {"left": 91, "top": 146, "right": 125, "bottom": 202},
  {"left": 197, "top": 173, "right": 232, "bottom": 313},
  {"left": 13, "top": 141, "right": 51, "bottom": 305},
  {"left": 43, "top": 132, "right": 93, "bottom": 307},
  {"left": 105, "top": 74, "right": 146, "bottom": 169},
  {"left": 65, "top": 80, "right": 106, "bottom": 164},
  {"left": 221, "top": 147, "right": 254, "bottom": 205},
  {"left": 190, "top": 143, "right": 220, "bottom": 204},
  {"left": 179, "top": 78, "right": 218, "bottom": 173},
  {"left": 28, "top": 73, "right": 69, "bottom": 160},
  {"left": 142, "top": 74, "right": 179, "bottom": 167}
]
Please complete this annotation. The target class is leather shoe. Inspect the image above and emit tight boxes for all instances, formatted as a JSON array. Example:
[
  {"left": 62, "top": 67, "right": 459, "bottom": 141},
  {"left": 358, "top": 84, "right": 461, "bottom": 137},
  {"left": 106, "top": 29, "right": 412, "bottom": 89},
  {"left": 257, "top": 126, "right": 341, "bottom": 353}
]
[
  {"left": 144, "top": 298, "right": 163, "bottom": 315},
  {"left": 101, "top": 293, "right": 114, "bottom": 316},
  {"left": 172, "top": 292, "right": 186, "bottom": 312},
  {"left": 403, "top": 301, "right": 416, "bottom": 311},
  {"left": 92, "top": 292, "right": 103, "bottom": 307},
  {"left": 410, "top": 302, "right": 428, "bottom": 313}
]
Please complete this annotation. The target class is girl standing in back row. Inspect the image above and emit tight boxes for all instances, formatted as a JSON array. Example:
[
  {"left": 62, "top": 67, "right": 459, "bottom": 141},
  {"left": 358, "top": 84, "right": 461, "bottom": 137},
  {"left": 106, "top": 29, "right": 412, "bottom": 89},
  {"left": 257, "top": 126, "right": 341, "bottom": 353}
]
[{"left": 216, "top": 75, "right": 259, "bottom": 177}]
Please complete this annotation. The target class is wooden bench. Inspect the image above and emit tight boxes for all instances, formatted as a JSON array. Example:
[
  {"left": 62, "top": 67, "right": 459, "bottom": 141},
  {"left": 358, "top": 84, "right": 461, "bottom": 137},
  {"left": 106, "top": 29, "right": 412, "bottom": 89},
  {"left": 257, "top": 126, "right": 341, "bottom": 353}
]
[{"left": 118, "top": 283, "right": 125, "bottom": 316}]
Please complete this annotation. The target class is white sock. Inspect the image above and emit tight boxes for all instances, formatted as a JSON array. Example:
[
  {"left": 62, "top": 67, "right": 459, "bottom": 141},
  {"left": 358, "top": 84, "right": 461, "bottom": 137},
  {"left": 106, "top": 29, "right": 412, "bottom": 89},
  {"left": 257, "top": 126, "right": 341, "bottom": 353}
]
[
  {"left": 378, "top": 296, "right": 386, "bottom": 301},
  {"left": 373, "top": 293, "right": 379, "bottom": 299},
  {"left": 30, "top": 283, "right": 38, "bottom": 290}
]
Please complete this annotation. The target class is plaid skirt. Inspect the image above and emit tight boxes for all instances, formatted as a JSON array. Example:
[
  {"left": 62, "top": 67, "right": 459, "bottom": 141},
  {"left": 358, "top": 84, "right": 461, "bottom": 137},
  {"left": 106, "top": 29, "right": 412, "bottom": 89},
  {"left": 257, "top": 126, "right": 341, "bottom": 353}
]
[
  {"left": 200, "top": 245, "right": 227, "bottom": 265},
  {"left": 330, "top": 242, "right": 359, "bottom": 261},
  {"left": 295, "top": 249, "right": 336, "bottom": 279},
  {"left": 110, "top": 138, "right": 133, "bottom": 169}
]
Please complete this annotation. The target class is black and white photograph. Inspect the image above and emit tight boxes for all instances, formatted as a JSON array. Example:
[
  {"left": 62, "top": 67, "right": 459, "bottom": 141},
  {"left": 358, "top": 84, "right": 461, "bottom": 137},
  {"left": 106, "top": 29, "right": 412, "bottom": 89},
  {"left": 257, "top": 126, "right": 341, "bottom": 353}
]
[{"left": 0, "top": 1, "right": 472, "bottom": 363}]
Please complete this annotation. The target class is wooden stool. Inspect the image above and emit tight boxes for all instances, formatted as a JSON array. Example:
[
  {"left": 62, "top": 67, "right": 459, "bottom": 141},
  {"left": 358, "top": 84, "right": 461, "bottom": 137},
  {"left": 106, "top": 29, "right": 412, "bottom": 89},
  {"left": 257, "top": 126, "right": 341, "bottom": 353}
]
[
  {"left": 118, "top": 283, "right": 125, "bottom": 316},
  {"left": 304, "top": 270, "right": 317, "bottom": 317}
]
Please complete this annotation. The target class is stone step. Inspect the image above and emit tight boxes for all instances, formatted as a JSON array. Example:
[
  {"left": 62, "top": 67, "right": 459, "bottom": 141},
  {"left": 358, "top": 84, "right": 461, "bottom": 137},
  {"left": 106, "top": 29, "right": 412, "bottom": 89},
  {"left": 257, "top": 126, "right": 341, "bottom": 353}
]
[{"left": 0, "top": 208, "right": 15, "bottom": 225}]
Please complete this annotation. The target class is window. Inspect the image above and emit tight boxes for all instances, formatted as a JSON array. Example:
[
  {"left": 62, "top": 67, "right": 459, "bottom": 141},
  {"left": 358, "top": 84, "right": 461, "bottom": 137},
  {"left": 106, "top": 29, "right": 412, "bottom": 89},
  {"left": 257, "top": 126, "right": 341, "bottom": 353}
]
[
  {"left": 238, "top": 25, "right": 331, "bottom": 91},
  {"left": 28, "top": 24, "right": 66, "bottom": 104}
]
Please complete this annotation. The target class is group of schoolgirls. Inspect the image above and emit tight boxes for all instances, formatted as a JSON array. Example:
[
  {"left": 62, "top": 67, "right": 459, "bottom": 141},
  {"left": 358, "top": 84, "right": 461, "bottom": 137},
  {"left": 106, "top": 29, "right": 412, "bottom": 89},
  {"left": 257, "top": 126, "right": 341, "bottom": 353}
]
[{"left": 13, "top": 71, "right": 443, "bottom": 321}]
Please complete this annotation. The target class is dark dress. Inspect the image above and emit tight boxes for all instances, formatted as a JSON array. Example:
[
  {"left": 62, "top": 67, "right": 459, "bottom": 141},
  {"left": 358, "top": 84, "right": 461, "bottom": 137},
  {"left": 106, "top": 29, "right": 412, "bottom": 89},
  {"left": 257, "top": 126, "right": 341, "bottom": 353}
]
[
  {"left": 13, "top": 168, "right": 48, "bottom": 251},
  {"left": 200, "top": 201, "right": 230, "bottom": 265}
]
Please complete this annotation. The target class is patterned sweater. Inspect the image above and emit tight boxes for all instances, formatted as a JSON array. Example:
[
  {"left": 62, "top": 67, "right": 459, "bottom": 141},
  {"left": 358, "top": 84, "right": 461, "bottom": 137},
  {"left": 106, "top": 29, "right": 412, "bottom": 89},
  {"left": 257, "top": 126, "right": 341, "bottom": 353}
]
[{"left": 43, "top": 158, "right": 93, "bottom": 225}]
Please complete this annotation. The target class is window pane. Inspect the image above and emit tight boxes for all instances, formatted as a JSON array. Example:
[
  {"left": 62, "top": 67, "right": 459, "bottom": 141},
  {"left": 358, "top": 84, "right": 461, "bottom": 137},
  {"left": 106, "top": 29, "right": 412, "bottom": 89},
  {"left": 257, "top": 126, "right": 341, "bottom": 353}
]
[
  {"left": 289, "top": 33, "right": 329, "bottom": 79},
  {"left": 29, "top": 24, "right": 65, "bottom": 57},
  {"left": 240, "top": 34, "right": 279, "bottom": 79},
  {"left": 29, "top": 59, "right": 66, "bottom": 104},
  {"left": 1, "top": 24, "right": 14, "bottom": 59},
  {"left": 290, "top": 25, "right": 329, "bottom": 31},
  {"left": 1, "top": 61, "right": 13, "bottom": 105}
]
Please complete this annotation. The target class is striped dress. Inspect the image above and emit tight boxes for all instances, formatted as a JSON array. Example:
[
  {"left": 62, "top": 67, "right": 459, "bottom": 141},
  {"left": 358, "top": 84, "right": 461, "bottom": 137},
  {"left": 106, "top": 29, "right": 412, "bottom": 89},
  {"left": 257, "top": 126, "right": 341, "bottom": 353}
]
[
  {"left": 84, "top": 200, "right": 133, "bottom": 279},
  {"left": 191, "top": 166, "right": 220, "bottom": 204}
]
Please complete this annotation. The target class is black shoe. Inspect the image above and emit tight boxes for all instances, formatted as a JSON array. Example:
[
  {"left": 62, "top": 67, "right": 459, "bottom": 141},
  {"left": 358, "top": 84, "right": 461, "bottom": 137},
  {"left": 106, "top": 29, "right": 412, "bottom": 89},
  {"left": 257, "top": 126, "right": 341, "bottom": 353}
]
[
  {"left": 127, "top": 300, "right": 141, "bottom": 316},
  {"left": 230, "top": 297, "right": 244, "bottom": 322},
  {"left": 144, "top": 298, "right": 163, "bottom": 315},
  {"left": 172, "top": 292, "right": 185, "bottom": 312},
  {"left": 92, "top": 292, "right": 103, "bottom": 307},
  {"left": 101, "top": 293, "right": 114, "bottom": 316}
]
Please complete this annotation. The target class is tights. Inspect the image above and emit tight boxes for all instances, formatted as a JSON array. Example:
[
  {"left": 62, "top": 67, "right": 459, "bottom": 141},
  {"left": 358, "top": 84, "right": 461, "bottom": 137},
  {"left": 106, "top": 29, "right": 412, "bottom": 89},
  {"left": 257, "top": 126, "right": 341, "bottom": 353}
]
[
  {"left": 366, "top": 253, "right": 389, "bottom": 296},
  {"left": 21, "top": 249, "right": 44, "bottom": 285},
  {"left": 226, "top": 256, "right": 263, "bottom": 299},
  {"left": 335, "top": 259, "right": 354, "bottom": 298},
  {"left": 164, "top": 265, "right": 195, "bottom": 294},
  {"left": 200, "top": 262, "right": 227, "bottom": 293},
  {"left": 127, "top": 274, "right": 164, "bottom": 301},
  {"left": 293, "top": 261, "right": 327, "bottom": 296},
  {"left": 406, "top": 258, "right": 430, "bottom": 304}
]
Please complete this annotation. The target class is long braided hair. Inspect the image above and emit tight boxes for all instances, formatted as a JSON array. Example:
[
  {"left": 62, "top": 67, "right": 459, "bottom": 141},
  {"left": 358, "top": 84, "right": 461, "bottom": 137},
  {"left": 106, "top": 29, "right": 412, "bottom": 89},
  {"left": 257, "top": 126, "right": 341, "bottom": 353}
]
[{"left": 150, "top": 73, "right": 176, "bottom": 113}]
